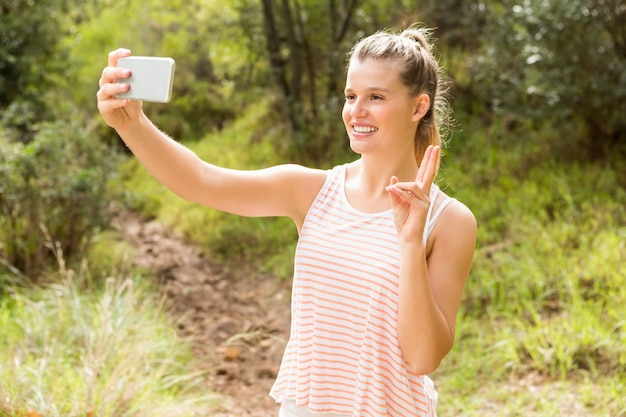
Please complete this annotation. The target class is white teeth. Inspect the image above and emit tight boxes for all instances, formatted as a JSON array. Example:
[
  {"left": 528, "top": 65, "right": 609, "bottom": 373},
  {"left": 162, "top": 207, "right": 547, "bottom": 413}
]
[{"left": 353, "top": 125, "right": 378, "bottom": 133}]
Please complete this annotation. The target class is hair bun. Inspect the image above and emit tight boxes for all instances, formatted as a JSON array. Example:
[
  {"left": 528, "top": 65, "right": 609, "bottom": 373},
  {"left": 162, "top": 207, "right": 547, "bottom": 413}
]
[{"left": 401, "top": 26, "right": 434, "bottom": 53}]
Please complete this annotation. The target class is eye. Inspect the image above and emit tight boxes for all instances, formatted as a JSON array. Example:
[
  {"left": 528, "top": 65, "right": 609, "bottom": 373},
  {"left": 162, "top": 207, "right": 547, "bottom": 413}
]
[
  {"left": 345, "top": 94, "right": 356, "bottom": 101},
  {"left": 371, "top": 95, "right": 384, "bottom": 101}
]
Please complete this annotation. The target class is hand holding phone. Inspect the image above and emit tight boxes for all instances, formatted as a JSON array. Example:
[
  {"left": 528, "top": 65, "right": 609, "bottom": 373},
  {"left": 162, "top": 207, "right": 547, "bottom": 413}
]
[{"left": 115, "top": 56, "right": 175, "bottom": 103}]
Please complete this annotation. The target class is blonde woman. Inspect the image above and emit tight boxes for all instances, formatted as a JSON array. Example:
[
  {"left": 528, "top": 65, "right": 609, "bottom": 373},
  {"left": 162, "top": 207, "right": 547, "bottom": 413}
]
[{"left": 97, "top": 24, "right": 477, "bottom": 417}]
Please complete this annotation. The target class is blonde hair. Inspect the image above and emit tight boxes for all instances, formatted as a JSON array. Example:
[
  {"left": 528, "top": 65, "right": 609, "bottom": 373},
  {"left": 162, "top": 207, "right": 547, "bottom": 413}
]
[{"left": 347, "top": 25, "right": 452, "bottom": 163}]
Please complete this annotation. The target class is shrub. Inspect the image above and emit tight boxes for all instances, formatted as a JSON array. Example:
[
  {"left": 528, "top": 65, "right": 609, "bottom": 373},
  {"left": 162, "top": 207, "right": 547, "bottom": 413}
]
[{"left": 0, "top": 114, "right": 120, "bottom": 280}]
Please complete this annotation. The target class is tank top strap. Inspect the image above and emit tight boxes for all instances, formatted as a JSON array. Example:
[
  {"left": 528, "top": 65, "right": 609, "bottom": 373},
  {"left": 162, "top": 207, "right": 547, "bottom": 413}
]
[{"left": 424, "top": 185, "right": 456, "bottom": 244}]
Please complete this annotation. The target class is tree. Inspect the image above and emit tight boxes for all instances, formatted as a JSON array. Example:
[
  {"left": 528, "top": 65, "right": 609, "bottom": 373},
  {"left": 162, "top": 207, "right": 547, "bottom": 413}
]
[
  {"left": 469, "top": 0, "right": 626, "bottom": 156},
  {"left": 0, "top": 0, "right": 91, "bottom": 141},
  {"left": 255, "top": 0, "right": 362, "bottom": 158},
  {"left": 65, "top": 0, "right": 239, "bottom": 143},
  {"left": 250, "top": 0, "right": 423, "bottom": 159}
]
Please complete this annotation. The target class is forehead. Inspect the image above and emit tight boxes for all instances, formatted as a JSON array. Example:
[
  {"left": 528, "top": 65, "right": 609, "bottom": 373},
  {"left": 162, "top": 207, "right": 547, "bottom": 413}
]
[{"left": 345, "top": 58, "right": 404, "bottom": 91}]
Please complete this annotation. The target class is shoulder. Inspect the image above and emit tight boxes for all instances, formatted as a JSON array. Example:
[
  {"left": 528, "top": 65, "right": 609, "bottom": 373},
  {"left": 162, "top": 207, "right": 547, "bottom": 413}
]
[
  {"left": 434, "top": 189, "right": 476, "bottom": 225},
  {"left": 443, "top": 196, "right": 476, "bottom": 230},
  {"left": 275, "top": 164, "right": 329, "bottom": 227},
  {"left": 430, "top": 190, "right": 477, "bottom": 252},
  {"left": 426, "top": 192, "right": 477, "bottom": 291}
]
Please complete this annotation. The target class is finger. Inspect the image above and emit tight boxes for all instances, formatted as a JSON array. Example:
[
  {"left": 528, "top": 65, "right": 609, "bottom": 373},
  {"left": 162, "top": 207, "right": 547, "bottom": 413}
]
[
  {"left": 99, "top": 49, "right": 132, "bottom": 88},
  {"left": 387, "top": 176, "right": 401, "bottom": 199},
  {"left": 386, "top": 183, "right": 426, "bottom": 202},
  {"left": 421, "top": 146, "right": 440, "bottom": 191},
  {"left": 97, "top": 94, "right": 130, "bottom": 112},
  {"left": 386, "top": 176, "right": 409, "bottom": 194},
  {"left": 386, "top": 186, "right": 426, "bottom": 209},
  {"left": 108, "top": 48, "right": 132, "bottom": 68},
  {"left": 415, "top": 145, "right": 434, "bottom": 184},
  {"left": 96, "top": 78, "right": 130, "bottom": 101},
  {"left": 99, "top": 66, "right": 131, "bottom": 88},
  {"left": 386, "top": 179, "right": 425, "bottom": 201}
]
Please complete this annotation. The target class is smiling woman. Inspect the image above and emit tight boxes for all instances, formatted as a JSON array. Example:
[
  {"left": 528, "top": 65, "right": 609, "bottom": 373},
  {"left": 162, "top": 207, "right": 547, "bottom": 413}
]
[{"left": 96, "top": 23, "right": 476, "bottom": 417}]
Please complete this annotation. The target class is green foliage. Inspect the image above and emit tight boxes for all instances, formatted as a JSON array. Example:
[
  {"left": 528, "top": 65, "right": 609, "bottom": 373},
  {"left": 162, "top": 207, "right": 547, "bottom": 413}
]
[
  {"left": 234, "top": 0, "right": 441, "bottom": 160},
  {"left": 417, "top": 0, "right": 486, "bottom": 51},
  {"left": 1, "top": 0, "right": 66, "bottom": 104},
  {"left": 0, "top": 112, "right": 121, "bottom": 279},
  {"left": 2, "top": 0, "right": 625, "bottom": 414},
  {"left": 85, "top": 230, "right": 139, "bottom": 281},
  {"left": 0, "top": 272, "right": 217, "bottom": 416},
  {"left": 66, "top": 0, "right": 241, "bottom": 142},
  {"left": 468, "top": 0, "right": 626, "bottom": 154},
  {"left": 0, "top": 0, "right": 96, "bottom": 139}
]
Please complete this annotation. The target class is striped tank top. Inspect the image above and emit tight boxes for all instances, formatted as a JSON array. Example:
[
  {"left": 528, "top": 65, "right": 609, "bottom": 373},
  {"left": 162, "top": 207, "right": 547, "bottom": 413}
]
[{"left": 270, "top": 164, "right": 455, "bottom": 417}]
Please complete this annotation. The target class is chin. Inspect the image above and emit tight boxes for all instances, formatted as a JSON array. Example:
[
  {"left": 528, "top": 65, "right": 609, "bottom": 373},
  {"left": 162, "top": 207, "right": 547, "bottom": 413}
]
[{"left": 349, "top": 139, "right": 372, "bottom": 155}]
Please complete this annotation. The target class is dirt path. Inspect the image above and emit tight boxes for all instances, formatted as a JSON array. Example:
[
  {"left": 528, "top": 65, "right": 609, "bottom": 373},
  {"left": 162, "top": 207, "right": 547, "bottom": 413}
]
[{"left": 114, "top": 211, "right": 291, "bottom": 416}]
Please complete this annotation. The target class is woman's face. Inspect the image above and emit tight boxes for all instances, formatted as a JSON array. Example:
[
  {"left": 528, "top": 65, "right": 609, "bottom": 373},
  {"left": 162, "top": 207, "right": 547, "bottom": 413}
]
[{"left": 342, "top": 58, "right": 423, "bottom": 158}]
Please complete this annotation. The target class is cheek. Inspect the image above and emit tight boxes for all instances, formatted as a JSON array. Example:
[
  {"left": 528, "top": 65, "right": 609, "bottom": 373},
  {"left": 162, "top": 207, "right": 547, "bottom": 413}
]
[{"left": 341, "top": 104, "right": 351, "bottom": 126}]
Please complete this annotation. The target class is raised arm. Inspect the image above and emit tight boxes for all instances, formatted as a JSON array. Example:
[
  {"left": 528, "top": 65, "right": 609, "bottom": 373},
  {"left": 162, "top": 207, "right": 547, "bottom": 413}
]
[
  {"left": 96, "top": 48, "right": 326, "bottom": 226},
  {"left": 386, "top": 146, "right": 477, "bottom": 374},
  {"left": 397, "top": 199, "right": 476, "bottom": 374}
]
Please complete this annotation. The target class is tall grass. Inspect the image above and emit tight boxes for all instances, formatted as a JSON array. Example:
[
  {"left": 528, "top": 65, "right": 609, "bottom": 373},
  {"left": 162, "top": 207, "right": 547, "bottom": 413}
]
[{"left": 0, "top": 264, "right": 217, "bottom": 417}]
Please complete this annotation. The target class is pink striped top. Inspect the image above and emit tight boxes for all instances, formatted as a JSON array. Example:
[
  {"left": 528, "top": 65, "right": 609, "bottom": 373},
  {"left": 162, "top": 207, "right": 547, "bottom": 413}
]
[{"left": 270, "top": 164, "right": 454, "bottom": 417}]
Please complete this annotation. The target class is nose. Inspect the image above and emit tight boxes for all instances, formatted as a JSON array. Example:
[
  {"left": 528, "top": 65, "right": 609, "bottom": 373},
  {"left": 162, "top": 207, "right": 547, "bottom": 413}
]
[{"left": 349, "top": 98, "right": 367, "bottom": 118}]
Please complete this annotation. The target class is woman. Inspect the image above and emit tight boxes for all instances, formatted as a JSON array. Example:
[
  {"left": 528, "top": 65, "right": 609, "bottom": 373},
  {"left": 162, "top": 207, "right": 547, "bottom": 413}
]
[{"left": 97, "top": 24, "right": 476, "bottom": 417}]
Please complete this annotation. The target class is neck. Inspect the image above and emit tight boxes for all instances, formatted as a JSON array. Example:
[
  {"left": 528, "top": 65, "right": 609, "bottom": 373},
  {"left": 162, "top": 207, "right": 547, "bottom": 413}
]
[
  {"left": 359, "top": 153, "right": 418, "bottom": 185},
  {"left": 344, "top": 155, "right": 419, "bottom": 213}
]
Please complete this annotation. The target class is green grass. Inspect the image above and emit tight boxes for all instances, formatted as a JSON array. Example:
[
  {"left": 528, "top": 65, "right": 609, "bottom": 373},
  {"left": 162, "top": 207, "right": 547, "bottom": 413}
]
[{"left": 0, "top": 267, "right": 217, "bottom": 417}]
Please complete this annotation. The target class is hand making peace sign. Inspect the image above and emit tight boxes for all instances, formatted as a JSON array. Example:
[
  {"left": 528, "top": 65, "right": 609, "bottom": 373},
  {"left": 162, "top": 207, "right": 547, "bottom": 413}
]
[{"left": 386, "top": 145, "right": 441, "bottom": 245}]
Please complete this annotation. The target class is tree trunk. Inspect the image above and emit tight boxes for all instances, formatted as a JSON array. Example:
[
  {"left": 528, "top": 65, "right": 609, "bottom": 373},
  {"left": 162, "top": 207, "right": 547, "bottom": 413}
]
[
  {"left": 260, "top": 0, "right": 306, "bottom": 138},
  {"left": 327, "top": 0, "right": 360, "bottom": 100}
]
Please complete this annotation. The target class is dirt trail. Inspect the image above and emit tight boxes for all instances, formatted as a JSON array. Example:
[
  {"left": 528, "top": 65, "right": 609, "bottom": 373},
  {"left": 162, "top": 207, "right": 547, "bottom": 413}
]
[{"left": 114, "top": 211, "right": 291, "bottom": 416}]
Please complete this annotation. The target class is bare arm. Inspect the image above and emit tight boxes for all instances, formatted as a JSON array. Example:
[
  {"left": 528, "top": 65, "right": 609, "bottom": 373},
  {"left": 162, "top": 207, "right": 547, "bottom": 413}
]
[
  {"left": 97, "top": 48, "right": 326, "bottom": 226},
  {"left": 396, "top": 201, "right": 476, "bottom": 374},
  {"left": 386, "top": 146, "right": 477, "bottom": 374}
]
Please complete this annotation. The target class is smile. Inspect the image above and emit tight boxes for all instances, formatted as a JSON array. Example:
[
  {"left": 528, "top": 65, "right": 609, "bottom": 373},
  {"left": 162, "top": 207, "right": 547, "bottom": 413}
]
[{"left": 353, "top": 125, "right": 378, "bottom": 133}]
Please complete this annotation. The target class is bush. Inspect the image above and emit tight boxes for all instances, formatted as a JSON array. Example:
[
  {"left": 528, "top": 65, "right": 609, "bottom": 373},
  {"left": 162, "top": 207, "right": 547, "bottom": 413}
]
[
  {"left": 0, "top": 114, "right": 121, "bottom": 280},
  {"left": 468, "top": 0, "right": 626, "bottom": 155}
]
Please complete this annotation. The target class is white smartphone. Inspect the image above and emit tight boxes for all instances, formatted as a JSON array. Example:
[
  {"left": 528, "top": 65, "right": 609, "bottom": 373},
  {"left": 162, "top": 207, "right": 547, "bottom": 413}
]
[{"left": 115, "top": 56, "right": 175, "bottom": 103}]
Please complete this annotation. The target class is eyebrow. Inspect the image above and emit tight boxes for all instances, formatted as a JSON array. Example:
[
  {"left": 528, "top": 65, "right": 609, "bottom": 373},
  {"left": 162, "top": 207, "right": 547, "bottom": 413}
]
[{"left": 344, "top": 86, "right": 392, "bottom": 94}]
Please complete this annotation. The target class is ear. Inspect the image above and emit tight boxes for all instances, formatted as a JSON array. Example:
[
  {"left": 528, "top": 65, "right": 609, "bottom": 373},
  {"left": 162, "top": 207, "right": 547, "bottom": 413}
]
[{"left": 411, "top": 93, "right": 431, "bottom": 122}]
